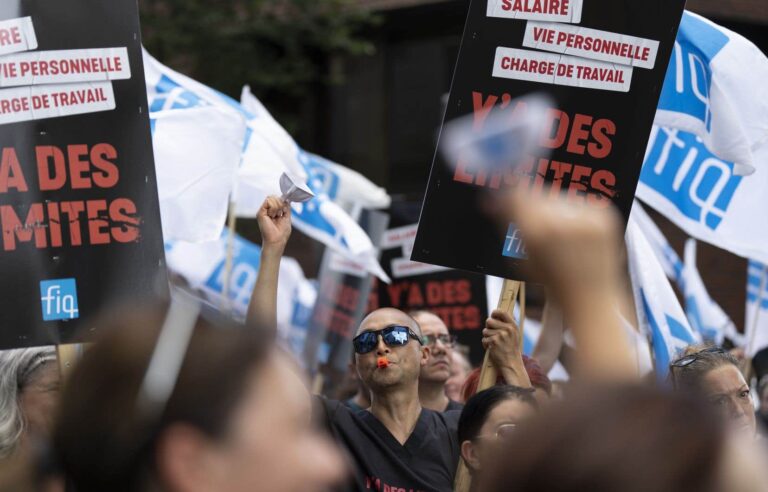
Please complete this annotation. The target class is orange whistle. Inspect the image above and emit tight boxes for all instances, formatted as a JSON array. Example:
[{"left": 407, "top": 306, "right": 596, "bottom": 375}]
[{"left": 377, "top": 357, "right": 389, "bottom": 369}]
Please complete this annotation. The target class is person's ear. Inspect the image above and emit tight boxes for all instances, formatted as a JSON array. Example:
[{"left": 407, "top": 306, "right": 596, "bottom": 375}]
[
  {"left": 155, "top": 423, "right": 223, "bottom": 492},
  {"left": 461, "top": 440, "right": 481, "bottom": 471},
  {"left": 420, "top": 345, "right": 431, "bottom": 367}
]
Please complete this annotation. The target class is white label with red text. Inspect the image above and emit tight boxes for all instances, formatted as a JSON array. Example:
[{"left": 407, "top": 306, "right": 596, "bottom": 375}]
[
  {"left": 523, "top": 21, "right": 660, "bottom": 69},
  {"left": 0, "top": 17, "right": 37, "bottom": 56},
  {"left": 0, "top": 82, "right": 115, "bottom": 125},
  {"left": 391, "top": 258, "right": 450, "bottom": 279},
  {"left": 487, "top": 0, "right": 583, "bottom": 23},
  {"left": 0, "top": 47, "right": 130, "bottom": 88},
  {"left": 492, "top": 47, "right": 633, "bottom": 92}
]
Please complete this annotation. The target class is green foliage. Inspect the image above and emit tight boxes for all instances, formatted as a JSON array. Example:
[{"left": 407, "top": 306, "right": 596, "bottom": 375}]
[{"left": 140, "top": 0, "right": 377, "bottom": 132}]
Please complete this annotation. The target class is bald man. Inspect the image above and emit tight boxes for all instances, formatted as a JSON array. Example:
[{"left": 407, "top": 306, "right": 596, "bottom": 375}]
[
  {"left": 411, "top": 310, "right": 464, "bottom": 412},
  {"left": 247, "top": 197, "right": 528, "bottom": 491}
]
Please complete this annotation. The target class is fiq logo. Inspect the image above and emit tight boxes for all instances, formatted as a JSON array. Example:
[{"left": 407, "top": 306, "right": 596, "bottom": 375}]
[
  {"left": 40, "top": 279, "right": 79, "bottom": 321},
  {"left": 502, "top": 224, "right": 527, "bottom": 259}
]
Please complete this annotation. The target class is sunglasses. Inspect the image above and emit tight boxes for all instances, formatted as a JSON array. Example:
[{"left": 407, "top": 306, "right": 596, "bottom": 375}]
[
  {"left": 353, "top": 325, "right": 423, "bottom": 354},
  {"left": 422, "top": 333, "right": 457, "bottom": 348},
  {"left": 670, "top": 347, "right": 727, "bottom": 369}
]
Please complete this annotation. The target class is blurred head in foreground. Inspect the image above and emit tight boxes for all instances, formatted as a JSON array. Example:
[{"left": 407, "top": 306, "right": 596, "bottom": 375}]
[
  {"left": 0, "top": 347, "right": 58, "bottom": 458},
  {"left": 670, "top": 346, "right": 756, "bottom": 438},
  {"left": 54, "top": 302, "right": 344, "bottom": 492},
  {"left": 458, "top": 385, "right": 537, "bottom": 476},
  {"left": 477, "top": 384, "right": 768, "bottom": 492}
]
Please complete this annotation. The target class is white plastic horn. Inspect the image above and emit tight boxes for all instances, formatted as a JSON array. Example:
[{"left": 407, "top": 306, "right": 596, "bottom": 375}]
[{"left": 279, "top": 172, "right": 315, "bottom": 203}]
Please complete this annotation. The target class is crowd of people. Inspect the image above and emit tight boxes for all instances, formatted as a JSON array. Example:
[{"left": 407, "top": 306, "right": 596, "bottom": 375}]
[{"left": 1, "top": 191, "right": 767, "bottom": 492}]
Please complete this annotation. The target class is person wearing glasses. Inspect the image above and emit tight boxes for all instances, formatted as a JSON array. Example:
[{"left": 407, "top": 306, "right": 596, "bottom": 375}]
[
  {"left": 410, "top": 310, "right": 463, "bottom": 412},
  {"left": 247, "top": 197, "right": 530, "bottom": 492},
  {"left": 457, "top": 385, "right": 537, "bottom": 486},
  {"left": 670, "top": 346, "right": 757, "bottom": 438}
]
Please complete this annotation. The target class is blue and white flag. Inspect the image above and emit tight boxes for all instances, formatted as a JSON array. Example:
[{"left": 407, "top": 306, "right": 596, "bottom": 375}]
[
  {"left": 165, "top": 232, "right": 317, "bottom": 355},
  {"left": 630, "top": 203, "right": 739, "bottom": 345},
  {"left": 681, "top": 239, "right": 739, "bottom": 345},
  {"left": 746, "top": 260, "right": 768, "bottom": 357},
  {"left": 237, "top": 87, "right": 390, "bottom": 281},
  {"left": 626, "top": 218, "right": 701, "bottom": 379},
  {"left": 655, "top": 11, "right": 768, "bottom": 176},
  {"left": 630, "top": 202, "right": 683, "bottom": 282},
  {"left": 144, "top": 52, "right": 246, "bottom": 242},
  {"left": 637, "top": 126, "right": 768, "bottom": 265}
]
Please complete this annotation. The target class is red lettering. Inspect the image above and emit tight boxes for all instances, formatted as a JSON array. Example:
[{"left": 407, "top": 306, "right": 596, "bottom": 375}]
[
  {"left": 90, "top": 143, "right": 119, "bottom": 188},
  {"left": 67, "top": 144, "right": 92, "bottom": 189},
  {"left": 566, "top": 114, "right": 592, "bottom": 155},
  {"left": 589, "top": 119, "right": 616, "bottom": 159},
  {"left": 0, "top": 148, "right": 27, "bottom": 192},
  {"left": 36, "top": 145, "right": 67, "bottom": 191},
  {"left": 87, "top": 200, "right": 110, "bottom": 244},
  {"left": 1, "top": 204, "right": 46, "bottom": 250}
]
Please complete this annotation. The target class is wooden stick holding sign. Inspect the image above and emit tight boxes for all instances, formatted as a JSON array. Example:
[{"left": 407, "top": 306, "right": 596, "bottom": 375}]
[
  {"left": 454, "top": 278, "right": 524, "bottom": 492},
  {"left": 57, "top": 343, "right": 81, "bottom": 380}
]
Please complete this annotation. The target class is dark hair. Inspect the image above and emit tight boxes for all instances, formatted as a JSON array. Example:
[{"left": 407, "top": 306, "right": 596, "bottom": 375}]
[
  {"left": 480, "top": 384, "right": 725, "bottom": 492},
  {"left": 458, "top": 385, "right": 537, "bottom": 444},
  {"left": 669, "top": 345, "right": 740, "bottom": 392},
  {"left": 461, "top": 355, "right": 552, "bottom": 402},
  {"left": 53, "top": 302, "right": 270, "bottom": 492}
]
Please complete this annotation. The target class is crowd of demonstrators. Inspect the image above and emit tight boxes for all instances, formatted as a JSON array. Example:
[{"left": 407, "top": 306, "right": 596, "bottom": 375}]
[
  {"left": 411, "top": 310, "right": 464, "bottom": 412},
  {"left": 1, "top": 189, "right": 766, "bottom": 492}
]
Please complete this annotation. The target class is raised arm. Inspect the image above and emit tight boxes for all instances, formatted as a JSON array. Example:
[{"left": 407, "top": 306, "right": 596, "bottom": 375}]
[
  {"left": 246, "top": 196, "right": 292, "bottom": 336},
  {"left": 509, "top": 192, "right": 636, "bottom": 382}
]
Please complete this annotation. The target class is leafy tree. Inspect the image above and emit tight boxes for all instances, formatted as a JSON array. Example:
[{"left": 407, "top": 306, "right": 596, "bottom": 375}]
[{"left": 140, "top": 0, "right": 377, "bottom": 134}]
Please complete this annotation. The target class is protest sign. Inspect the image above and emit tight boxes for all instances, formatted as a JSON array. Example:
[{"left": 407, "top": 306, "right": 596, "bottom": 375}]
[
  {"left": 374, "top": 223, "right": 489, "bottom": 364},
  {"left": 413, "top": 0, "right": 686, "bottom": 280},
  {"left": 0, "top": 2, "right": 165, "bottom": 349}
]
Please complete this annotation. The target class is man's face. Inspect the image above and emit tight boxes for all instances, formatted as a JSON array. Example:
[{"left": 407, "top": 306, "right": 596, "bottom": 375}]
[
  {"left": 354, "top": 309, "right": 428, "bottom": 393},
  {"left": 414, "top": 312, "right": 453, "bottom": 384}
]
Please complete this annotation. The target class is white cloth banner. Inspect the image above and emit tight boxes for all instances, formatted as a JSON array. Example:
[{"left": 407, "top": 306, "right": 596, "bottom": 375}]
[
  {"left": 746, "top": 260, "right": 768, "bottom": 357},
  {"left": 150, "top": 108, "right": 244, "bottom": 242},
  {"left": 630, "top": 203, "right": 739, "bottom": 345},
  {"left": 626, "top": 218, "right": 701, "bottom": 379},
  {"left": 637, "top": 126, "right": 768, "bottom": 265},
  {"left": 655, "top": 11, "right": 768, "bottom": 176},
  {"left": 237, "top": 87, "right": 389, "bottom": 281},
  {"left": 681, "top": 239, "right": 739, "bottom": 345},
  {"left": 144, "top": 51, "right": 245, "bottom": 242},
  {"left": 164, "top": 232, "right": 316, "bottom": 354}
]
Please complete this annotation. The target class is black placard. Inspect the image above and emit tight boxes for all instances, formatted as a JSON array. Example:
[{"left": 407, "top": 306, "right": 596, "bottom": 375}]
[
  {"left": 413, "top": 0, "right": 686, "bottom": 280},
  {"left": 0, "top": 1, "right": 165, "bottom": 348}
]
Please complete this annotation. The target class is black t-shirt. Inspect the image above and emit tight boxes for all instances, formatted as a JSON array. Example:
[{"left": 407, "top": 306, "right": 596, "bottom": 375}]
[
  {"left": 445, "top": 400, "right": 464, "bottom": 412},
  {"left": 316, "top": 397, "right": 461, "bottom": 492}
]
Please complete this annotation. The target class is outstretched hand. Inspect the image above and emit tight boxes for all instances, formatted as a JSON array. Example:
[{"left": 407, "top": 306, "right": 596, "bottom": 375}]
[{"left": 257, "top": 196, "right": 292, "bottom": 252}]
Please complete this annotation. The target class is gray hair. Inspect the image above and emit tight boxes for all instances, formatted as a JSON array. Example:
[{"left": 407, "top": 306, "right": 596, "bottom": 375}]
[{"left": 0, "top": 347, "right": 56, "bottom": 457}]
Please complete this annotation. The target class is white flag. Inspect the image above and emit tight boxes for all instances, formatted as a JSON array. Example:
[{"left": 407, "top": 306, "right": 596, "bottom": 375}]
[
  {"left": 240, "top": 87, "right": 390, "bottom": 210},
  {"left": 655, "top": 11, "right": 768, "bottom": 176},
  {"left": 236, "top": 87, "right": 390, "bottom": 281},
  {"left": 630, "top": 202, "right": 683, "bottom": 281},
  {"left": 630, "top": 203, "right": 739, "bottom": 345},
  {"left": 637, "top": 126, "right": 768, "bottom": 265},
  {"left": 144, "top": 51, "right": 246, "bottom": 242},
  {"left": 150, "top": 108, "right": 244, "bottom": 242},
  {"left": 165, "top": 232, "right": 316, "bottom": 352},
  {"left": 681, "top": 239, "right": 739, "bottom": 345},
  {"left": 626, "top": 218, "right": 701, "bottom": 379},
  {"left": 746, "top": 261, "right": 768, "bottom": 357}
]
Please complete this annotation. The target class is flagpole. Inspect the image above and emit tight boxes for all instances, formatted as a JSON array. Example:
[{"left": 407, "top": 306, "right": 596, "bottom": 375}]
[{"left": 222, "top": 198, "right": 238, "bottom": 314}]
